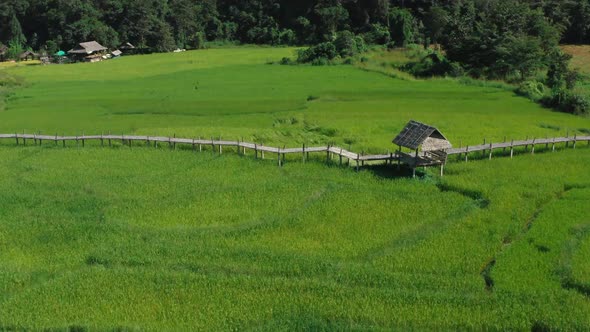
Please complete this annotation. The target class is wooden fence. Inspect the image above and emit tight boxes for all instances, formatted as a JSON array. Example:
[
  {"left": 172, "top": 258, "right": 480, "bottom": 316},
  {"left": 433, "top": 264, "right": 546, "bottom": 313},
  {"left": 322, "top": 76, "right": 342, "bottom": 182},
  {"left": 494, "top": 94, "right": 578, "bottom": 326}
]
[{"left": 1, "top": 133, "right": 589, "bottom": 176}]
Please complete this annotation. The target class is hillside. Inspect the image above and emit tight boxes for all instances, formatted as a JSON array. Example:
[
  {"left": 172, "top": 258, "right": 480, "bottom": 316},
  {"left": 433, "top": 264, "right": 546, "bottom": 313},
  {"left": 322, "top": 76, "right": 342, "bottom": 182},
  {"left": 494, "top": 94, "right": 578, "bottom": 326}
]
[{"left": 0, "top": 48, "right": 589, "bottom": 330}]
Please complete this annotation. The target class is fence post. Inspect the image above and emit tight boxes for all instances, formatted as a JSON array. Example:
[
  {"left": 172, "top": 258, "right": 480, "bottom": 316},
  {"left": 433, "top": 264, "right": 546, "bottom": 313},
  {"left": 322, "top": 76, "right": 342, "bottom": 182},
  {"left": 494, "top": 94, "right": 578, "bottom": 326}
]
[
  {"left": 255, "top": 143, "right": 258, "bottom": 159},
  {"left": 510, "top": 140, "right": 514, "bottom": 159},
  {"left": 326, "top": 145, "right": 330, "bottom": 164},
  {"left": 82, "top": 132, "right": 85, "bottom": 148},
  {"left": 489, "top": 143, "right": 493, "bottom": 160},
  {"left": 573, "top": 134, "right": 577, "bottom": 149},
  {"left": 552, "top": 138, "right": 556, "bottom": 152},
  {"left": 192, "top": 138, "right": 196, "bottom": 152},
  {"left": 63, "top": 133, "right": 66, "bottom": 148},
  {"left": 101, "top": 132, "right": 104, "bottom": 147},
  {"left": 482, "top": 138, "right": 486, "bottom": 157},
  {"left": 531, "top": 138, "right": 535, "bottom": 155},
  {"left": 277, "top": 147, "right": 281, "bottom": 167},
  {"left": 15, "top": 132, "right": 19, "bottom": 145},
  {"left": 282, "top": 145, "right": 286, "bottom": 166},
  {"left": 465, "top": 146, "right": 469, "bottom": 162},
  {"left": 302, "top": 144, "right": 306, "bottom": 163},
  {"left": 413, "top": 148, "right": 419, "bottom": 178},
  {"left": 108, "top": 131, "right": 112, "bottom": 147},
  {"left": 55, "top": 133, "right": 58, "bottom": 146},
  {"left": 566, "top": 131, "right": 570, "bottom": 148},
  {"left": 503, "top": 136, "right": 507, "bottom": 153},
  {"left": 23, "top": 131, "right": 26, "bottom": 146}
]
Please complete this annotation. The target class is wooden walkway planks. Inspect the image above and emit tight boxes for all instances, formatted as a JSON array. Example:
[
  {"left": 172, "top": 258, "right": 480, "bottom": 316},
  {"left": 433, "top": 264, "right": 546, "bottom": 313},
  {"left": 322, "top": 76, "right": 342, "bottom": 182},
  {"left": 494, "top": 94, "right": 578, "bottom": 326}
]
[
  {"left": 446, "top": 136, "right": 590, "bottom": 155},
  {"left": 1, "top": 133, "right": 589, "bottom": 173}
]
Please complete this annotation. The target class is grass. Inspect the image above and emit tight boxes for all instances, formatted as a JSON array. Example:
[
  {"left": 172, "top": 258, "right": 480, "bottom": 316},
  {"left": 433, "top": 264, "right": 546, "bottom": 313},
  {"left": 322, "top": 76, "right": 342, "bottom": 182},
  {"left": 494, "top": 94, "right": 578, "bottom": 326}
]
[
  {"left": 0, "top": 47, "right": 589, "bottom": 330},
  {"left": 563, "top": 45, "right": 590, "bottom": 99},
  {"left": 3, "top": 47, "right": 590, "bottom": 152}
]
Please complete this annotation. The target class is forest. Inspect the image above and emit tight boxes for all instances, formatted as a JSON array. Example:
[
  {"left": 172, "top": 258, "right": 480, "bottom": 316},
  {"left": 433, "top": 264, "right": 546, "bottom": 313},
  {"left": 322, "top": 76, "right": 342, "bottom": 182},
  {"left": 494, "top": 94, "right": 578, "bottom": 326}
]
[{"left": 1, "top": 0, "right": 589, "bottom": 53}]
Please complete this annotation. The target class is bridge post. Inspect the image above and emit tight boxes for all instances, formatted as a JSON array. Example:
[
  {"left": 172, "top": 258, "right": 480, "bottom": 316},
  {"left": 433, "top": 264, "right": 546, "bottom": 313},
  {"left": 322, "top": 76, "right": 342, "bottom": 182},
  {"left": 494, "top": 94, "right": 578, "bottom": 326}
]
[
  {"left": 302, "top": 144, "right": 305, "bottom": 163},
  {"left": 413, "top": 148, "right": 419, "bottom": 178},
  {"left": 278, "top": 147, "right": 281, "bottom": 167}
]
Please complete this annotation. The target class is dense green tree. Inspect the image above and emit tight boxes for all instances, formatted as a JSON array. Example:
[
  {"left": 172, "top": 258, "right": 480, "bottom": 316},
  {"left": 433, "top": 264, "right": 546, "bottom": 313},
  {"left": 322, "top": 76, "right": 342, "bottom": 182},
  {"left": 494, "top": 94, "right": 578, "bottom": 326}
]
[
  {"left": 388, "top": 7, "right": 417, "bottom": 46},
  {"left": 0, "top": 0, "right": 586, "bottom": 64}
]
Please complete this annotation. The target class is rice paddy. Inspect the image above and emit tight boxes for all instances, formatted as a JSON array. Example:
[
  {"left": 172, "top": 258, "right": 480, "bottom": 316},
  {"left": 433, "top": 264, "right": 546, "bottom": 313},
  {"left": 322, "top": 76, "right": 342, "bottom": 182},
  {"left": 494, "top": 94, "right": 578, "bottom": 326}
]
[{"left": 0, "top": 47, "right": 589, "bottom": 330}]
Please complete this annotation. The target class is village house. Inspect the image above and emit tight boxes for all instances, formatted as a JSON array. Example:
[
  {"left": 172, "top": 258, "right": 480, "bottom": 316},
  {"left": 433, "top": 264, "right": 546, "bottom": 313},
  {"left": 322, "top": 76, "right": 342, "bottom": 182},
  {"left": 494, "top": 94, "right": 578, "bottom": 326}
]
[{"left": 68, "top": 41, "right": 108, "bottom": 62}]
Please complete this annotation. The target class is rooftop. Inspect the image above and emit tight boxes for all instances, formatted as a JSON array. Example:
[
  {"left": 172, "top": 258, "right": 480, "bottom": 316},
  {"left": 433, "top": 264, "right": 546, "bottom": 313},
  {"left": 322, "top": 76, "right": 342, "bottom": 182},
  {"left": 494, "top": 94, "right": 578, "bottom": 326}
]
[{"left": 393, "top": 120, "right": 452, "bottom": 151}]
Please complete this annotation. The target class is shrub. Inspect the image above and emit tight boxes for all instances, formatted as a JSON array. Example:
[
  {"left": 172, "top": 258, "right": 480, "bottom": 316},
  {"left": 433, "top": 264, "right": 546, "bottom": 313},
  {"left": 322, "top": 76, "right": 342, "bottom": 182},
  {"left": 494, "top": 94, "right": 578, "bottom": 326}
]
[
  {"left": 363, "top": 24, "right": 390, "bottom": 45},
  {"left": 279, "top": 29, "right": 296, "bottom": 45},
  {"left": 279, "top": 57, "right": 294, "bottom": 65},
  {"left": 516, "top": 81, "right": 546, "bottom": 101},
  {"left": 187, "top": 32, "right": 206, "bottom": 49},
  {"left": 403, "top": 51, "right": 463, "bottom": 77},
  {"left": 542, "top": 90, "right": 589, "bottom": 115},
  {"left": 333, "top": 31, "right": 367, "bottom": 58},
  {"left": 297, "top": 42, "right": 337, "bottom": 64}
]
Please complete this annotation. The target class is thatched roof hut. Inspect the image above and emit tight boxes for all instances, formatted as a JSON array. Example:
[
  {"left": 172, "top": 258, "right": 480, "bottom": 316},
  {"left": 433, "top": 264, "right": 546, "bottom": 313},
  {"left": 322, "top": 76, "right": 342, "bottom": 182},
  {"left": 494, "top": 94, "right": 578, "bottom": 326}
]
[
  {"left": 393, "top": 120, "right": 452, "bottom": 152},
  {"left": 19, "top": 50, "right": 39, "bottom": 61},
  {"left": 68, "top": 41, "right": 108, "bottom": 55}
]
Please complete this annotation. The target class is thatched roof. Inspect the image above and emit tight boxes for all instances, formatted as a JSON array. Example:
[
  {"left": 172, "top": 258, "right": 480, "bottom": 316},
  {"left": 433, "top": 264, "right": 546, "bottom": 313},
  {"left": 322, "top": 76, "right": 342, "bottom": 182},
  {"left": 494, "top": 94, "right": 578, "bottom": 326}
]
[
  {"left": 393, "top": 120, "right": 452, "bottom": 151},
  {"left": 19, "top": 50, "right": 39, "bottom": 58},
  {"left": 111, "top": 50, "right": 122, "bottom": 56},
  {"left": 68, "top": 41, "right": 108, "bottom": 54},
  {"left": 120, "top": 42, "right": 135, "bottom": 50}
]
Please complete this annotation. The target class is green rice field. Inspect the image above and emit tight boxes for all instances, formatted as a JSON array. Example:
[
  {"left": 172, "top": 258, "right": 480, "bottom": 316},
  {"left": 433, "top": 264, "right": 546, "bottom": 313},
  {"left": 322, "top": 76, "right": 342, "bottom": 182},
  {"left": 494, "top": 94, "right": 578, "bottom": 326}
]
[{"left": 0, "top": 47, "right": 589, "bottom": 330}]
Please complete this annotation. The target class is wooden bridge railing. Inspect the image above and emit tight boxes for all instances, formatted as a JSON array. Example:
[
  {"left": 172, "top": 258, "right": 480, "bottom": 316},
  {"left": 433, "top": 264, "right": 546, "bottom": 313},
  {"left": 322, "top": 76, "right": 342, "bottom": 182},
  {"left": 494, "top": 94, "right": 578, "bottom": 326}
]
[{"left": 1, "top": 133, "right": 589, "bottom": 175}]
